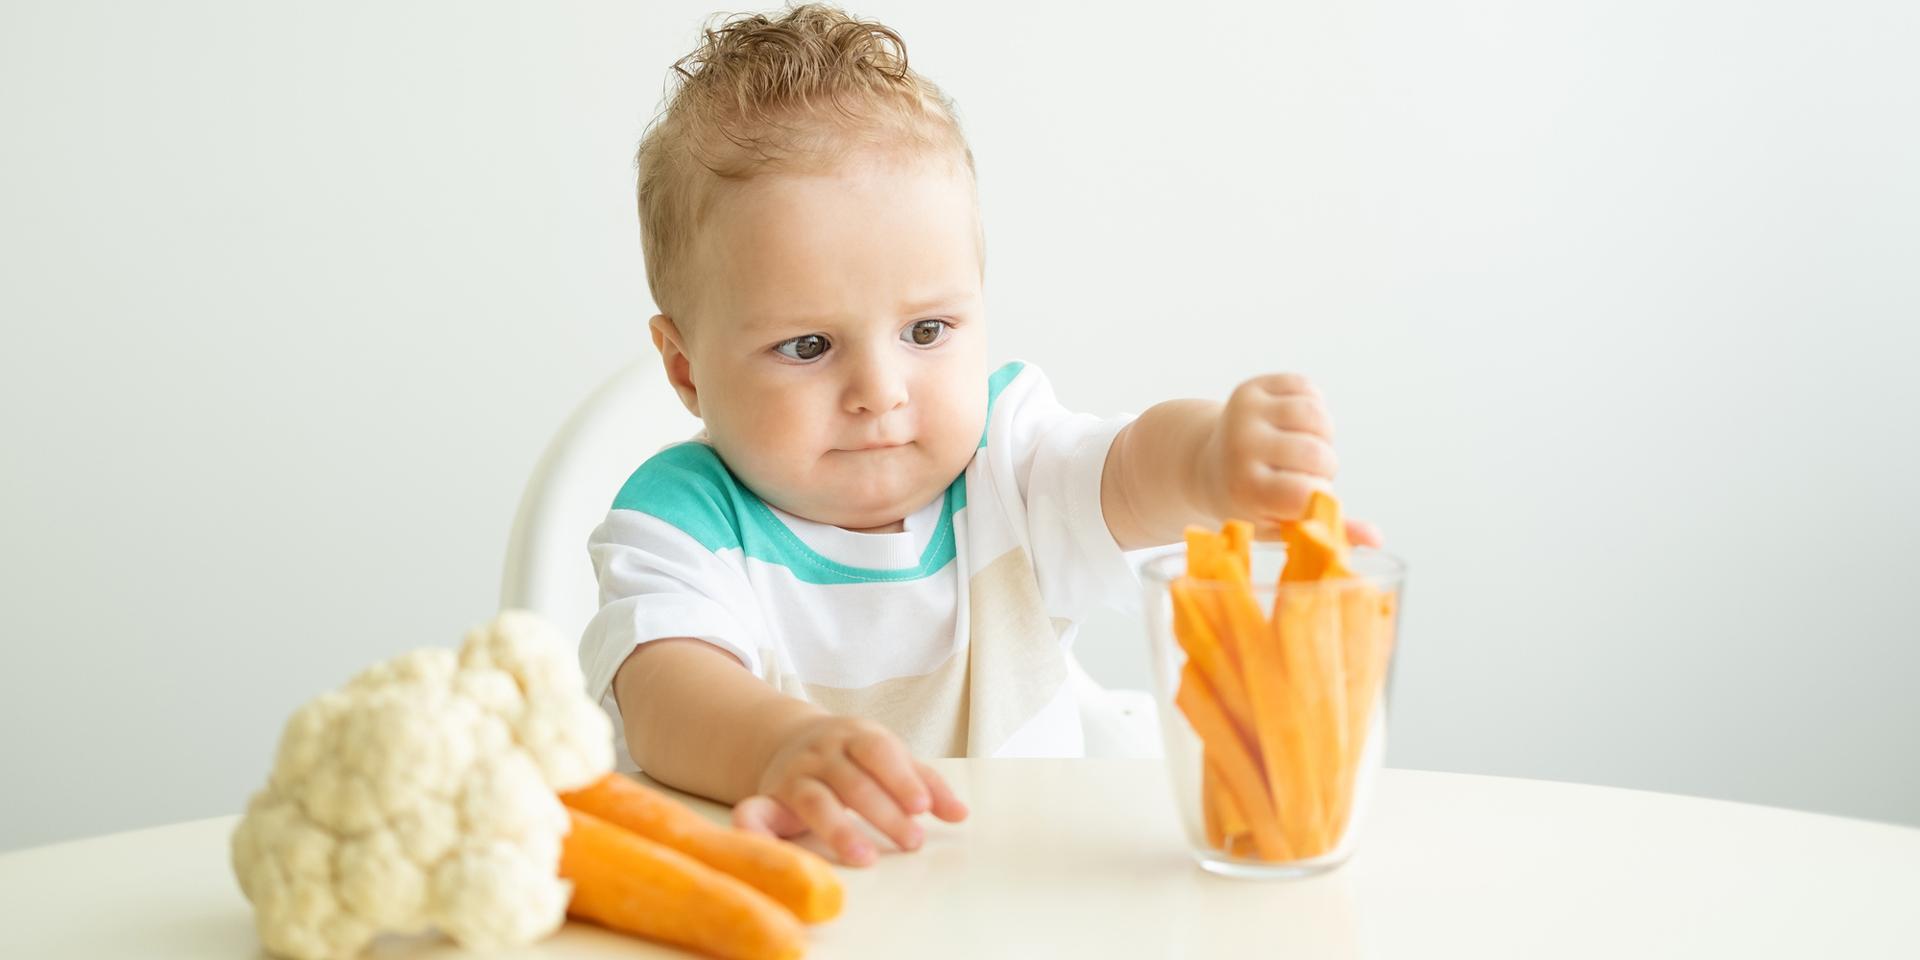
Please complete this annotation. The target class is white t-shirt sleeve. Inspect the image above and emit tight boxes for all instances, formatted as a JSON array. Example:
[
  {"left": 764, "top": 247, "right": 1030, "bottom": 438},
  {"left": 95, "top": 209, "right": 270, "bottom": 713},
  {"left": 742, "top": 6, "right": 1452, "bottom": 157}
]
[
  {"left": 578, "top": 510, "right": 766, "bottom": 711},
  {"left": 989, "top": 364, "right": 1141, "bottom": 621}
]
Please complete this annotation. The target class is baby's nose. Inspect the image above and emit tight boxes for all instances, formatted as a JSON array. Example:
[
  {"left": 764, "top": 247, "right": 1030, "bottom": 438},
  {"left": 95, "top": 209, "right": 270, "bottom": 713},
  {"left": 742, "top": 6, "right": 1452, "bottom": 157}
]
[{"left": 843, "top": 358, "right": 910, "bottom": 414}]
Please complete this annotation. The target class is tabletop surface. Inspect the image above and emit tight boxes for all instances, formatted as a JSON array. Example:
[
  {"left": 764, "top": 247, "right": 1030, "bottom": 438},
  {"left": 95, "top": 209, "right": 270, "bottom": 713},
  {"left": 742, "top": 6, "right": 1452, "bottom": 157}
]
[{"left": 3, "top": 759, "right": 1917, "bottom": 959}]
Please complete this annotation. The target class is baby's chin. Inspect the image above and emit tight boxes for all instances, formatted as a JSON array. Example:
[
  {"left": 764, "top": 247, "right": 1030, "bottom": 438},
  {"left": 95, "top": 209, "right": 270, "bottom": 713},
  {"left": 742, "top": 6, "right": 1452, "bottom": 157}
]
[{"left": 794, "top": 484, "right": 940, "bottom": 532}]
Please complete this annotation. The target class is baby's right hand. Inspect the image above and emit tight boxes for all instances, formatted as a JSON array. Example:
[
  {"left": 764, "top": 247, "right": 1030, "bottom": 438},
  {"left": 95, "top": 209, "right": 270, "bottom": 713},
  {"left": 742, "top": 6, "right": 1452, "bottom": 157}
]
[{"left": 732, "top": 714, "right": 969, "bottom": 867}]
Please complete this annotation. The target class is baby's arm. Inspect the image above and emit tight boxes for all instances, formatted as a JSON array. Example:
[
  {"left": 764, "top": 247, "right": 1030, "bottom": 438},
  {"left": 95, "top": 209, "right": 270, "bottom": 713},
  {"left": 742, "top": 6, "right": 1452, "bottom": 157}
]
[
  {"left": 613, "top": 639, "right": 967, "bottom": 866},
  {"left": 1100, "top": 374, "right": 1383, "bottom": 550},
  {"left": 612, "top": 638, "right": 817, "bottom": 802}
]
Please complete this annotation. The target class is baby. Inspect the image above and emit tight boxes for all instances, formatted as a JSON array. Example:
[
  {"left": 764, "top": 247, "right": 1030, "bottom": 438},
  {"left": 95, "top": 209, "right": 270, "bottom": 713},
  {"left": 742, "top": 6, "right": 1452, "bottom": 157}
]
[{"left": 580, "top": 4, "right": 1378, "bottom": 867}]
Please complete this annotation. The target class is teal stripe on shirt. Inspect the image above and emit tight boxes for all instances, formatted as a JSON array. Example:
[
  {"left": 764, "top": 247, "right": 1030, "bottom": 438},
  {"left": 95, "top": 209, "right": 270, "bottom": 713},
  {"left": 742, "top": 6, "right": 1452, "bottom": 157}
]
[
  {"left": 611, "top": 442, "right": 959, "bottom": 585},
  {"left": 979, "top": 360, "right": 1024, "bottom": 449}
]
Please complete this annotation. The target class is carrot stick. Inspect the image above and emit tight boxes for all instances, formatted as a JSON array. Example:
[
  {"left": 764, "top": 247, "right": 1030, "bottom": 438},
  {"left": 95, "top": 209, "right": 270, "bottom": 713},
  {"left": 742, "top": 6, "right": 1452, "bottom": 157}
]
[
  {"left": 1218, "top": 558, "right": 1326, "bottom": 855},
  {"left": 1176, "top": 662, "right": 1293, "bottom": 861},
  {"left": 1185, "top": 526, "right": 1228, "bottom": 579},
  {"left": 1278, "top": 491, "right": 1368, "bottom": 853},
  {"left": 1273, "top": 588, "right": 1344, "bottom": 855},
  {"left": 1184, "top": 526, "right": 1277, "bottom": 853},
  {"left": 1328, "top": 590, "right": 1397, "bottom": 837},
  {"left": 559, "top": 808, "right": 807, "bottom": 960},
  {"left": 1279, "top": 491, "right": 1353, "bottom": 582},
  {"left": 1183, "top": 531, "right": 1263, "bottom": 734},
  {"left": 1172, "top": 577, "right": 1256, "bottom": 739},
  {"left": 561, "top": 773, "right": 842, "bottom": 924},
  {"left": 1208, "top": 755, "right": 1252, "bottom": 849},
  {"left": 1222, "top": 519, "right": 1253, "bottom": 577},
  {"left": 1322, "top": 585, "right": 1370, "bottom": 840},
  {"left": 1310, "top": 587, "right": 1352, "bottom": 833}
]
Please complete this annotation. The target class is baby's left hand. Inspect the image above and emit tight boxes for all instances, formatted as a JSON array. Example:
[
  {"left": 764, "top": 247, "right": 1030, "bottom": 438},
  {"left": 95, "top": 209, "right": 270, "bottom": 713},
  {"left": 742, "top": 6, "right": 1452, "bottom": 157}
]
[{"left": 1199, "top": 373, "right": 1383, "bottom": 546}]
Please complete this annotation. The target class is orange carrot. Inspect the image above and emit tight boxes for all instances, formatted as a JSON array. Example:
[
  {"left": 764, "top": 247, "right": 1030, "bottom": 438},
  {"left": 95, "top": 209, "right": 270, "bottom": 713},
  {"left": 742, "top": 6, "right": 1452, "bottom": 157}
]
[
  {"left": 1276, "top": 491, "right": 1365, "bottom": 853},
  {"left": 561, "top": 773, "right": 843, "bottom": 924},
  {"left": 1171, "top": 577, "right": 1256, "bottom": 738},
  {"left": 560, "top": 808, "right": 806, "bottom": 960},
  {"left": 1175, "top": 662, "right": 1293, "bottom": 861},
  {"left": 1327, "top": 589, "right": 1397, "bottom": 837},
  {"left": 1222, "top": 518, "right": 1254, "bottom": 576},
  {"left": 1185, "top": 525, "right": 1273, "bottom": 856},
  {"left": 1272, "top": 588, "right": 1344, "bottom": 855},
  {"left": 1220, "top": 558, "right": 1328, "bottom": 855},
  {"left": 1208, "top": 755, "right": 1253, "bottom": 849},
  {"left": 1185, "top": 525, "right": 1228, "bottom": 578},
  {"left": 1279, "top": 491, "right": 1353, "bottom": 582}
]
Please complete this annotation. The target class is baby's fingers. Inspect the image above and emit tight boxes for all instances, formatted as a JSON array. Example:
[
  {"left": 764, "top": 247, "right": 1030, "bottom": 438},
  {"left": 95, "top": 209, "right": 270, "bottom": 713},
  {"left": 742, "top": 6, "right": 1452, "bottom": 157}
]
[
  {"left": 914, "top": 760, "right": 970, "bottom": 823},
  {"left": 1252, "top": 431, "right": 1339, "bottom": 480},
  {"left": 1246, "top": 467, "right": 1333, "bottom": 524},
  {"left": 1346, "top": 518, "right": 1385, "bottom": 548},
  {"left": 823, "top": 764, "right": 924, "bottom": 854},
  {"left": 781, "top": 777, "right": 877, "bottom": 867},
  {"left": 732, "top": 794, "right": 807, "bottom": 838},
  {"left": 847, "top": 729, "right": 930, "bottom": 815}
]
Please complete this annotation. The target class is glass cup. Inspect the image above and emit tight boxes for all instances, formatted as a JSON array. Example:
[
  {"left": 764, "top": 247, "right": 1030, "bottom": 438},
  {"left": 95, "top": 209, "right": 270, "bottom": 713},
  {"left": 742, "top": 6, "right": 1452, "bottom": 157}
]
[{"left": 1140, "top": 542, "right": 1407, "bottom": 879}]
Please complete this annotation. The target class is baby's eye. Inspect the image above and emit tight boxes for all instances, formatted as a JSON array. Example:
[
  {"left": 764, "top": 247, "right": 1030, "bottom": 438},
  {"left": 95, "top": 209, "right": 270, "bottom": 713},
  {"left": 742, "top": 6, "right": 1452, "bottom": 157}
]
[
  {"left": 903, "top": 319, "right": 951, "bottom": 347},
  {"left": 775, "top": 334, "right": 830, "bottom": 362}
]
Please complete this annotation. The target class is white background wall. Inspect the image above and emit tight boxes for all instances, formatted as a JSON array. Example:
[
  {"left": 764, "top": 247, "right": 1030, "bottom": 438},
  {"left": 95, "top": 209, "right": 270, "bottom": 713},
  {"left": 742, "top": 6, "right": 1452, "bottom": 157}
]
[{"left": 3, "top": 0, "right": 1915, "bottom": 852}]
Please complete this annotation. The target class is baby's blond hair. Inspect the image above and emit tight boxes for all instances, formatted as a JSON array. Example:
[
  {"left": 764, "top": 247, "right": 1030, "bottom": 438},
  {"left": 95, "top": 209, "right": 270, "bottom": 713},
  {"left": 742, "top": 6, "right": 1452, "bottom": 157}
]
[{"left": 635, "top": 4, "right": 978, "bottom": 319}]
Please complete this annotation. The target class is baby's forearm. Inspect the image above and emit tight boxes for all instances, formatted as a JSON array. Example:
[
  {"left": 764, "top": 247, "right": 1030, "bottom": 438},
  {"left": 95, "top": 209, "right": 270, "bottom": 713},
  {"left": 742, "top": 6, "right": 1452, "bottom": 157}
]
[
  {"left": 1100, "top": 398, "right": 1224, "bottom": 550},
  {"left": 612, "top": 639, "right": 827, "bottom": 804}
]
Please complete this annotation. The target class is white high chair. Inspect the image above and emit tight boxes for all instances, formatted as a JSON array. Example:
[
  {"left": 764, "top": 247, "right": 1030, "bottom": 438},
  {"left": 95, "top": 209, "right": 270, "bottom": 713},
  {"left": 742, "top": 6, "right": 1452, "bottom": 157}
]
[{"left": 498, "top": 357, "right": 1161, "bottom": 759}]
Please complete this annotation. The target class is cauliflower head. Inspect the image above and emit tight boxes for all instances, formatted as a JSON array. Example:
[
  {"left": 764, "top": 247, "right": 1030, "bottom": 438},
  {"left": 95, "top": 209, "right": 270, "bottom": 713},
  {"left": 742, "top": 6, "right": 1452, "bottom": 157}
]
[{"left": 230, "top": 609, "right": 615, "bottom": 960}]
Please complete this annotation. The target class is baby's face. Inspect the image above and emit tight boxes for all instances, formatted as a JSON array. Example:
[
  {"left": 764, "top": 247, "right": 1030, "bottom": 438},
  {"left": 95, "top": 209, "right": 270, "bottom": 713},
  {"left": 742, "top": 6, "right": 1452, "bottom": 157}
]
[{"left": 666, "top": 155, "right": 987, "bottom": 532}]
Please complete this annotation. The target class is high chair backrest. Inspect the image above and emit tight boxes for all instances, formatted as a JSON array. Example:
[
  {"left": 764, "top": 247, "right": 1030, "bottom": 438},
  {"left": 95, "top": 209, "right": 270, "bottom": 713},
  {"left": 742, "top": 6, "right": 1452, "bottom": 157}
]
[{"left": 499, "top": 357, "right": 699, "bottom": 643}]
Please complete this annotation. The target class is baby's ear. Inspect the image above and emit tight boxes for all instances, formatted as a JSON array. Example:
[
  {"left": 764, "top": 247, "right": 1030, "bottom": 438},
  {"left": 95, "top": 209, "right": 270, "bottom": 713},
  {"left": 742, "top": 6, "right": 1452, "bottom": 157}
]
[{"left": 649, "top": 314, "right": 701, "bottom": 418}]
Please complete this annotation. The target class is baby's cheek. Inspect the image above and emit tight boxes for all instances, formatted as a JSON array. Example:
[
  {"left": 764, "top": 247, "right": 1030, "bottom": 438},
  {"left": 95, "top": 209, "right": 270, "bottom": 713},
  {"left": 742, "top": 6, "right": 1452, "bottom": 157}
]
[
  {"left": 927, "top": 388, "right": 987, "bottom": 469},
  {"left": 724, "top": 411, "right": 813, "bottom": 493}
]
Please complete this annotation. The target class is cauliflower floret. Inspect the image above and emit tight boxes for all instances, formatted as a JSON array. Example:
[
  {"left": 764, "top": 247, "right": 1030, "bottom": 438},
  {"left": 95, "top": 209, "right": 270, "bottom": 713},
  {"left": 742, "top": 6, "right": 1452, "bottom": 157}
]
[{"left": 231, "top": 610, "right": 614, "bottom": 960}]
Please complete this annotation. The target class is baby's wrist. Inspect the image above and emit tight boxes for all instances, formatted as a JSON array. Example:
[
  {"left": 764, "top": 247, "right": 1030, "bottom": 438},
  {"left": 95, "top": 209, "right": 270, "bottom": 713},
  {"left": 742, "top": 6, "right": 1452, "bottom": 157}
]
[{"left": 1189, "top": 417, "right": 1231, "bottom": 522}]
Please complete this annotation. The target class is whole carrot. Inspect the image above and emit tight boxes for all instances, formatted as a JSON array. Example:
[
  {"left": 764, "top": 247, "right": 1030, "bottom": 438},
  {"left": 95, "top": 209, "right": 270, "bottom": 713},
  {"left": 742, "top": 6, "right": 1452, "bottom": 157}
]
[
  {"left": 561, "top": 772, "right": 844, "bottom": 924},
  {"left": 560, "top": 808, "right": 807, "bottom": 960}
]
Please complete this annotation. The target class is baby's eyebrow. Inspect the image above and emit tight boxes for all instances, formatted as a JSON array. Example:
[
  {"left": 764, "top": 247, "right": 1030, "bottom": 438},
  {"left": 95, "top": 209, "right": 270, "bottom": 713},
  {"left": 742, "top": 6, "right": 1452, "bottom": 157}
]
[
  {"left": 744, "top": 291, "right": 978, "bottom": 334},
  {"left": 898, "top": 290, "right": 977, "bottom": 315}
]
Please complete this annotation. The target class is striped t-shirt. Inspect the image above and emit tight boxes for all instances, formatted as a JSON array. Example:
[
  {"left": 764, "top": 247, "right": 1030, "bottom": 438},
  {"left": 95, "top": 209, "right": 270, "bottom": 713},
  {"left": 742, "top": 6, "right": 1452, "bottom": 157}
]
[{"left": 579, "top": 361, "right": 1138, "bottom": 771}]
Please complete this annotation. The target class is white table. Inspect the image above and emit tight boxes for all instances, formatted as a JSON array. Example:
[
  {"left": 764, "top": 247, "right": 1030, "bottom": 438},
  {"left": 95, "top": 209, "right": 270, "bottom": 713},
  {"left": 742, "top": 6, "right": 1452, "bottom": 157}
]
[{"left": 3, "top": 760, "right": 1916, "bottom": 958}]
